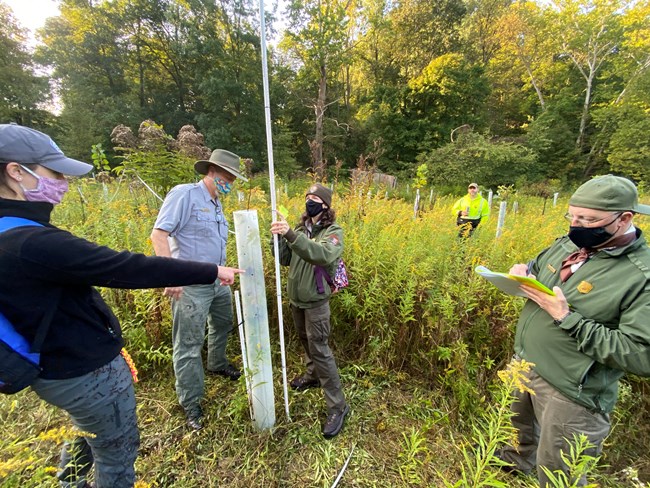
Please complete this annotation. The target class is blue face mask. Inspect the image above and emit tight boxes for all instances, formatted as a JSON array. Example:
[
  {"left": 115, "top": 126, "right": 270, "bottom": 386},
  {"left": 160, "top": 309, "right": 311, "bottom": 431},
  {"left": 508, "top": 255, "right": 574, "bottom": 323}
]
[{"left": 214, "top": 177, "right": 233, "bottom": 194}]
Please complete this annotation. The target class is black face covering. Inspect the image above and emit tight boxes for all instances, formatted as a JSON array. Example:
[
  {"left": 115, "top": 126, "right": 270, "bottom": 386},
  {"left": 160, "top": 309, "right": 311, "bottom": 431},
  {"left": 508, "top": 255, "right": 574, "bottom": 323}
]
[
  {"left": 568, "top": 214, "right": 620, "bottom": 249},
  {"left": 306, "top": 199, "right": 325, "bottom": 217}
]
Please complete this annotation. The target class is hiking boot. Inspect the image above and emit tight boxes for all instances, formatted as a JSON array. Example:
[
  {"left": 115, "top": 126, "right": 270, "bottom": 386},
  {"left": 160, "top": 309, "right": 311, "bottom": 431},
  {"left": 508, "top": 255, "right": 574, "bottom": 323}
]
[
  {"left": 322, "top": 404, "right": 350, "bottom": 439},
  {"left": 290, "top": 375, "right": 320, "bottom": 391},
  {"left": 209, "top": 364, "right": 241, "bottom": 381},
  {"left": 494, "top": 449, "right": 522, "bottom": 475},
  {"left": 185, "top": 406, "right": 203, "bottom": 431}
]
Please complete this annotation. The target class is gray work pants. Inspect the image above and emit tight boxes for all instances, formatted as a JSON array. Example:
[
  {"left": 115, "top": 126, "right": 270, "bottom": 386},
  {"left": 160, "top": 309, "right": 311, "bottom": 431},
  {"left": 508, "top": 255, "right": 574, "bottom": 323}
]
[
  {"left": 31, "top": 354, "right": 139, "bottom": 488},
  {"left": 499, "top": 368, "right": 610, "bottom": 487},
  {"left": 171, "top": 282, "right": 234, "bottom": 412},
  {"left": 291, "top": 301, "right": 346, "bottom": 415}
]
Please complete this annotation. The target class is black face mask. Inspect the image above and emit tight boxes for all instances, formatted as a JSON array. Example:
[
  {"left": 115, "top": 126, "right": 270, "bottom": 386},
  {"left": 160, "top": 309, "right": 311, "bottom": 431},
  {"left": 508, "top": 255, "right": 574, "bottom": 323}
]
[
  {"left": 306, "top": 199, "right": 325, "bottom": 217},
  {"left": 568, "top": 214, "right": 620, "bottom": 249}
]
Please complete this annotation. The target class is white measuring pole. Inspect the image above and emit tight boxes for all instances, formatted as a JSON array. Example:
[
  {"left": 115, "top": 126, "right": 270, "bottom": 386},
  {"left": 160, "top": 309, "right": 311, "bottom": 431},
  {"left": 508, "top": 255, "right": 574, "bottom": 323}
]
[{"left": 258, "top": 0, "right": 291, "bottom": 421}]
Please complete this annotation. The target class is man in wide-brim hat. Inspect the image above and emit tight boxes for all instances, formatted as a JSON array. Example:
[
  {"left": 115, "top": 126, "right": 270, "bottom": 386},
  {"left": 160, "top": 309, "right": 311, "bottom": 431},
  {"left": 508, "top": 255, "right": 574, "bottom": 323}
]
[{"left": 151, "top": 148, "right": 247, "bottom": 430}]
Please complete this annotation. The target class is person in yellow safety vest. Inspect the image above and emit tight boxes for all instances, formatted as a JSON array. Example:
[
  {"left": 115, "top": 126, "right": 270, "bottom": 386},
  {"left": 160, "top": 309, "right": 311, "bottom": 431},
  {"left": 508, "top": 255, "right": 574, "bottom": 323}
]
[{"left": 452, "top": 182, "right": 490, "bottom": 238}]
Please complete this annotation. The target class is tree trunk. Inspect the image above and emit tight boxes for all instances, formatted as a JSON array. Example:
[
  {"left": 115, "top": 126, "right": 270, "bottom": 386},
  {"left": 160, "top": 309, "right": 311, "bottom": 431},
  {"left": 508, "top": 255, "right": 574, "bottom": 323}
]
[
  {"left": 312, "top": 63, "right": 327, "bottom": 179},
  {"left": 576, "top": 75, "right": 593, "bottom": 150},
  {"left": 137, "top": 19, "right": 145, "bottom": 109},
  {"left": 525, "top": 64, "right": 545, "bottom": 110}
]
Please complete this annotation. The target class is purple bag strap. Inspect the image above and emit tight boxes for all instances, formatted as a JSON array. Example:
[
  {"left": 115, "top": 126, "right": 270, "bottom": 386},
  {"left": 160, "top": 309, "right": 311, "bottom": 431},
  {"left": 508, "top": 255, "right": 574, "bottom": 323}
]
[{"left": 314, "top": 265, "right": 333, "bottom": 294}]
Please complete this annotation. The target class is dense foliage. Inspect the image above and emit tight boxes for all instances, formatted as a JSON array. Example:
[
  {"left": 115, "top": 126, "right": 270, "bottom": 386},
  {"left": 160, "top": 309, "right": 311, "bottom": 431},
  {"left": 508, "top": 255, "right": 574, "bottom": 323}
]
[{"left": 1, "top": 0, "right": 649, "bottom": 187}]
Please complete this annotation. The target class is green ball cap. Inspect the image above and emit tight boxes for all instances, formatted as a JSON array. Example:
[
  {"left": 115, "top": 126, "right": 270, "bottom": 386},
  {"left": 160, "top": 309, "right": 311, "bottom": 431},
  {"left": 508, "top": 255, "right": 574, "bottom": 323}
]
[{"left": 569, "top": 175, "right": 650, "bottom": 215}]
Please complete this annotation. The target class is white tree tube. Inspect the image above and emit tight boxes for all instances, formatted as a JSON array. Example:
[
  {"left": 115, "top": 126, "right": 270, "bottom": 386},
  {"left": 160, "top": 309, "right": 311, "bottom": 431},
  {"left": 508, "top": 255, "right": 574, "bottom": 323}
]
[
  {"left": 234, "top": 290, "right": 253, "bottom": 421},
  {"left": 496, "top": 201, "right": 507, "bottom": 238},
  {"left": 233, "top": 210, "right": 275, "bottom": 430}
]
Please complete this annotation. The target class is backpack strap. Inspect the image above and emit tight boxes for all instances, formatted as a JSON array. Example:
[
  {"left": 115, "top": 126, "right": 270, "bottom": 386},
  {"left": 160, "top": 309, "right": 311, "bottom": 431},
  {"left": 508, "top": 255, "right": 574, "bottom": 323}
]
[
  {"left": 314, "top": 265, "right": 333, "bottom": 295},
  {"left": 0, "top": 216, "right": 59, "bottom": 353},
  {"left": 0, "top": 216, "right": 44, "bottom": 232}
]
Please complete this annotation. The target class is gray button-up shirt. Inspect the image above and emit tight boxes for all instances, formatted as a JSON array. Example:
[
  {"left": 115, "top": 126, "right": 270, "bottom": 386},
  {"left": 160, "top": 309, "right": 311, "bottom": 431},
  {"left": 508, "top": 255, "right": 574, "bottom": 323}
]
[{"left": 153, "top": 181, "right": 228, "bottom": 265}]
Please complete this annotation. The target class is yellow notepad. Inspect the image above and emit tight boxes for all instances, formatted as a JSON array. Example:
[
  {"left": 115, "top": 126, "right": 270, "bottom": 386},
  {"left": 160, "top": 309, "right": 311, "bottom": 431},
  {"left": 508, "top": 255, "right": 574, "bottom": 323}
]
[{"left": 475, "top": 265, "right": 555, "bottom": 297}]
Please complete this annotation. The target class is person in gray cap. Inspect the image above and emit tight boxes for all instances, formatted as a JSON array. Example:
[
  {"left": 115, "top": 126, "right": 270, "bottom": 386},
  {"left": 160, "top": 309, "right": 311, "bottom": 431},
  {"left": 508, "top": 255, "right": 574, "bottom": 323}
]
[
  {"left": 150, "top": 149, "right": 247, "bottom": 430},
  {"left": 271, "top": 183, "right": 350, "bottom": 439},
  {"left": 0, "top": 124, "right": 243, "bottom": 487},
  {"left": 496, "top": 175, "right": 650, "bottom": 486}
]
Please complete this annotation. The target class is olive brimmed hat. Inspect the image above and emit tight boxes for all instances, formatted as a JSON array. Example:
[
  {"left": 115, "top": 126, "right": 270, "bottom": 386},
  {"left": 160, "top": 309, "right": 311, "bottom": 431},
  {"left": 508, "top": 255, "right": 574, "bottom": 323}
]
[
  {"left": 194, "top": 149, "right": 248, "bottom": 181},
  {"left": 569, "top": 175, "right": 650, "bottom": 215}
]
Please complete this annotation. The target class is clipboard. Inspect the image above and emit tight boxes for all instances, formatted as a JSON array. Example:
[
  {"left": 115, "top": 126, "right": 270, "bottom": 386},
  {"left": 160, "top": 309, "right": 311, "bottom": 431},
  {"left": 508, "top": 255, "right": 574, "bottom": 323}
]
[{"left": 475, "top": 265, "right": 555, "bottom": 297}]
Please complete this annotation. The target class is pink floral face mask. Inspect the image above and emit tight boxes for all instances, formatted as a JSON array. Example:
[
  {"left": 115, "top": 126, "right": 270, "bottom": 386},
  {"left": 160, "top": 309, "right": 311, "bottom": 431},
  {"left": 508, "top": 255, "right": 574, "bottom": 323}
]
[{"left": 20, "top": 165, "right": 69, "bottom": 204}]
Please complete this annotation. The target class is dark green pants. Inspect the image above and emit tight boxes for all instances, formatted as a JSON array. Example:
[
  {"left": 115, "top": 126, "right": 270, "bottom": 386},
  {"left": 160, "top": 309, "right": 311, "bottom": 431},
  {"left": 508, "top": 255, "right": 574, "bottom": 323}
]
[
  {"left": 291, "top": 301, "right": 346, "bottom": 415},
  {"left": 456, "top": 218, "right": 480, "bottom": 238},
  {"left": 499, "top": 368, "right": 610, "bottom": 487}
]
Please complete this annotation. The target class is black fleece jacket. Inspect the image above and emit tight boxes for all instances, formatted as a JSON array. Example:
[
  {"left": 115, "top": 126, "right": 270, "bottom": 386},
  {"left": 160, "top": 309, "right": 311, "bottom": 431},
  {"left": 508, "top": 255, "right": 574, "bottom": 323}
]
[{"left": 0, "top": 199, "right": 219, "bottom": 379}]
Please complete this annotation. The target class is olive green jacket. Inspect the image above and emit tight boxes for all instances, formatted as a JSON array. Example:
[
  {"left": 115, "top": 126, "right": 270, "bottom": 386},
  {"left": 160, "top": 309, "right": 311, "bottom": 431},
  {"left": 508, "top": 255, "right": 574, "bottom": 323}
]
[
  {"left": 515, "top": 229, "right": 650, "bottom": 413},
  {"left": 277, "top": 221, "right": 343, "bottom": 308}
]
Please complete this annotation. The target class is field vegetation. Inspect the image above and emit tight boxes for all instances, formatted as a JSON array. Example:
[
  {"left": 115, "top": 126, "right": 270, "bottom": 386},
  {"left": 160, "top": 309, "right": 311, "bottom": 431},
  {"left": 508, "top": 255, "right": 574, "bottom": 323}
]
[{"left": 1, "top": 175, "right": 649, "bottom": 487}]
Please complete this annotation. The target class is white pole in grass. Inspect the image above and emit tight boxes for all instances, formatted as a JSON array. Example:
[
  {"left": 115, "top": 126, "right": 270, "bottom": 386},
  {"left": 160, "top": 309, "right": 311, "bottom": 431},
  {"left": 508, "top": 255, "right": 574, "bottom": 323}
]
[
  {"left": 234, "top": 290, "right": 254, "bottom": 421},
  {"left": 414, "top": 188, "right": 420, "bottom": 219},
  {"left": 233, "top": 210, "right": 275, "bottom": 430},
  {"left": 553, "top": 192, "right": 559, "bottom": 207},
  {"left": 488, "top": 190, "right": 493, "bottom": 209},
  {"left": 496, "top": 201, "right": 507, "bottom": 238},
  {"left": 258, "top": 0, "right": 291, "bottom": 422},
  {"left": 331, "top": 443, "right": 356, "bottom": 488}
]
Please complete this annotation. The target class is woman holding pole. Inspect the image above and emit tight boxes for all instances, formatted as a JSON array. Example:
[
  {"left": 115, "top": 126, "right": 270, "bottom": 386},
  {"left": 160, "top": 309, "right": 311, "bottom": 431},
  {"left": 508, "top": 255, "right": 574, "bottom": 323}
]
[{"left": 270, "top": 183, "right": 349, "bottom": 439}]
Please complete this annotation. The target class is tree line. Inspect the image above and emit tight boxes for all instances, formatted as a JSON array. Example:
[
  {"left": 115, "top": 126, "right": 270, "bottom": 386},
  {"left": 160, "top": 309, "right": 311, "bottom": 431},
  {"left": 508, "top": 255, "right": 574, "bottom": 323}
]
[{"left": 1, "top": 0, "right": 648, "bottom": 190}]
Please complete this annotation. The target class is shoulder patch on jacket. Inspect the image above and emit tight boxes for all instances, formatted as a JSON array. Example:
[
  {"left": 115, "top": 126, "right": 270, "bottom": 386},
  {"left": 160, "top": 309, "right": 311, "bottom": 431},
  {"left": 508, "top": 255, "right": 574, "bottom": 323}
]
[{"left": 329, "top": 235, "right": 340, "bottom": 246}]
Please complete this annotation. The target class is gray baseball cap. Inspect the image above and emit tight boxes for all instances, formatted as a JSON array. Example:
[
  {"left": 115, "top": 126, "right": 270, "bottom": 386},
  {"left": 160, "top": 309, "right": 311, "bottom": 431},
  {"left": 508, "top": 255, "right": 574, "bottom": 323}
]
[
  {"left": 0, "top": 123, "right": 93, "bottom": 176},
  {"left": 194, "top": 149, "right": 248, "bottom": 181}
]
